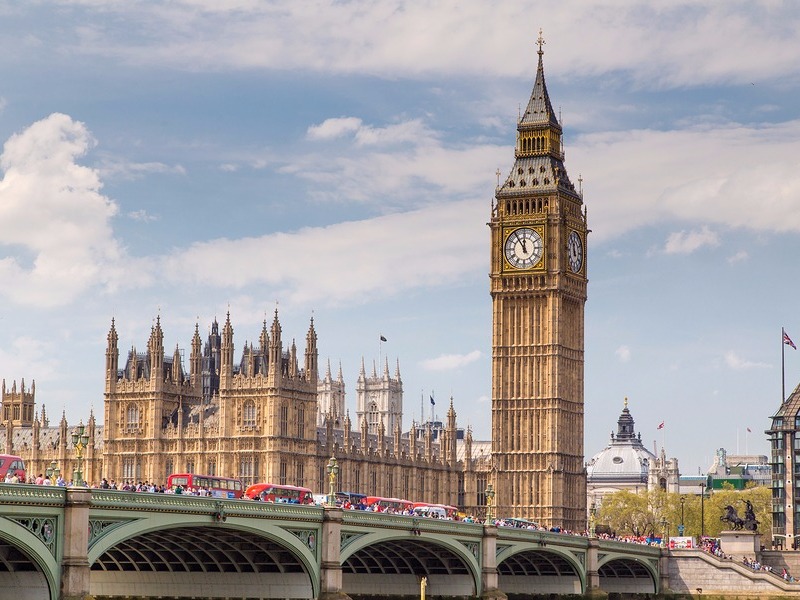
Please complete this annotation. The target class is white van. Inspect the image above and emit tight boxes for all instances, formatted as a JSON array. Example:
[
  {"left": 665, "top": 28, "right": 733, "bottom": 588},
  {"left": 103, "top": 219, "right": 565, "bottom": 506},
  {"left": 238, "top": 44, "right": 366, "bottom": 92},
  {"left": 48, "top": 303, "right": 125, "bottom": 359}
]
[{"left": 412, "top": 505, "right": 447, "bottom": 519}]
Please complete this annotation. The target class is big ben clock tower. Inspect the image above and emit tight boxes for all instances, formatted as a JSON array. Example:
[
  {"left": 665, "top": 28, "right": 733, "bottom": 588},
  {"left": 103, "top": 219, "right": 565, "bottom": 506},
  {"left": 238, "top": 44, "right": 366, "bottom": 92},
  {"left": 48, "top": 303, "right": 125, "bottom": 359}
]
[{"left": 490, "top": 33, "right": 587, "bottom": 530}]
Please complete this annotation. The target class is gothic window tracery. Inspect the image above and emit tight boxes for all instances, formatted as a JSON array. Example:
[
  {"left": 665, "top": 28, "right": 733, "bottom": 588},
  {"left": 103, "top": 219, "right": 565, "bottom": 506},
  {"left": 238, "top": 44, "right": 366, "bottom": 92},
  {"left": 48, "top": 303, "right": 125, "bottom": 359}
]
[
  {"left": 242, "top": 400, "right": 256, "bottom": 428},
  {"left": 125, "top": 403, "right": 141, "bottom": 432},
  {"left": 279, "top": 404, "right": 288, "bottom": 436},
  {"left": 368, "top": 402, "right": 379, "bottom": 436}
]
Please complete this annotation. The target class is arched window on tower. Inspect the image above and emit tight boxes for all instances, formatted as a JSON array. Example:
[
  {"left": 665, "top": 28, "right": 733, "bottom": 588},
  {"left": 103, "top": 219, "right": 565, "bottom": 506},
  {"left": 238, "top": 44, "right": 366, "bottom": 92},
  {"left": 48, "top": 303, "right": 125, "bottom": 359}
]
[
  {"left": 279, "top": 404, "right": 288, "bottom": 437},
  {"left": 242, "top": 400, "right": 256, "bottom": 428},
  {"left": 368, "top": 402, "right": 379, "bottom": 436},
  {"left": 297, "top": 406, "right": 305, "bottom": 438},
  {"left": 125, "top": 403, "right": 140, "bottom": 432}
]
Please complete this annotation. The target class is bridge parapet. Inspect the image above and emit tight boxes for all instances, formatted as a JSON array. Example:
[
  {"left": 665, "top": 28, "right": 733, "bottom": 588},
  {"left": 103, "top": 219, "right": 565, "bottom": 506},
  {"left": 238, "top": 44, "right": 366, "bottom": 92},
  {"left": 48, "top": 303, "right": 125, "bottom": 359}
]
[{"left": 0, "top": 483, "right": 66, "bottom": 507}]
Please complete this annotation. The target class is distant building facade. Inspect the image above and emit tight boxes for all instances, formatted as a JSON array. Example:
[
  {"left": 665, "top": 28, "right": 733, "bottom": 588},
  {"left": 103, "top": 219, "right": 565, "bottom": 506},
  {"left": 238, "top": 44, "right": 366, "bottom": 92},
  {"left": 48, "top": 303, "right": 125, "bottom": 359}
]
[
  {"left": 766, "top": 385, "right": 800, "bottom": 547},
  {"left": 586, "top": 399, "right": 679, "bottom": 509}
]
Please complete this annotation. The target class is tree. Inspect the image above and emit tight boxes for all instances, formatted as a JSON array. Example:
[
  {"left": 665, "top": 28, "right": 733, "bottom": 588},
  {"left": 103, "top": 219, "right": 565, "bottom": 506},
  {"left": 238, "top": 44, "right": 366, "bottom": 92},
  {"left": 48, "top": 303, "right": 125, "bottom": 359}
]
[{"left": 595, "top": 486, "right": 773, "bottom": 544}]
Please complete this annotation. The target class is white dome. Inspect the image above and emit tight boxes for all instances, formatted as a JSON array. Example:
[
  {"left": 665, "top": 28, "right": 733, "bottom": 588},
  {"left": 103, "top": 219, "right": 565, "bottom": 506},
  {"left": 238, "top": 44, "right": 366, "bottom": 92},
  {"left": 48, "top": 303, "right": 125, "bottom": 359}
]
[{"left": 586, "top": 402, "right": 656, "bottom": 485}]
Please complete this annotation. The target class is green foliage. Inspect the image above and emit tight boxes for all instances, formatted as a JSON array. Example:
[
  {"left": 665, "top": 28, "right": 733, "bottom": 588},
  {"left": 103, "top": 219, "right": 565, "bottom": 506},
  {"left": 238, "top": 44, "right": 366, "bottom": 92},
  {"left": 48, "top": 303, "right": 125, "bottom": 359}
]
[{"left": 595, "top": 487, "right": 773, "bottom": 542}]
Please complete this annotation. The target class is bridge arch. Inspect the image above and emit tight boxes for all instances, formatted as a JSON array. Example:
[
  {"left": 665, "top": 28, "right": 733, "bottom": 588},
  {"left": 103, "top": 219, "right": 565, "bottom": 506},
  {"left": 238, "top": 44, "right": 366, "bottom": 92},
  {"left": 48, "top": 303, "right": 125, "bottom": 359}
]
[
  {"left": 497, "top": 543, "right": 586, "bottom": 595},
  {"left": 597, "top": 553, "right": 658, "bottom": 594},
  {"left": 87, "top": 514, "right": 319, "bottom": 599},
  {"left": 0, "top": 517, "right": 59, "bottom": 600},
  {"left": 341, "top": 531, "right": 481, "bottom": 597}
]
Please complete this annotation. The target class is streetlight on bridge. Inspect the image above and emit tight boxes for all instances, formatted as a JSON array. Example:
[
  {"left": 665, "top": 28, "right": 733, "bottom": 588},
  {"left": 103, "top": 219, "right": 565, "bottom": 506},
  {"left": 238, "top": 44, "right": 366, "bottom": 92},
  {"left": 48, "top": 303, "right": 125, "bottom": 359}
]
[
  {"left": 678, "top": 496, "right": 686, "bottom": 536},
  {"left": 485, "top": 484, "right": 496, "bottom": 523},
  {"left": 71, "top": 423, "right": 89, "bottom": 487},
  {"left": 45, "top": 461, "right": 60, "bottom": 485},
  {"left": 326, "top": 456, "right": 339, "bottom": 507}
]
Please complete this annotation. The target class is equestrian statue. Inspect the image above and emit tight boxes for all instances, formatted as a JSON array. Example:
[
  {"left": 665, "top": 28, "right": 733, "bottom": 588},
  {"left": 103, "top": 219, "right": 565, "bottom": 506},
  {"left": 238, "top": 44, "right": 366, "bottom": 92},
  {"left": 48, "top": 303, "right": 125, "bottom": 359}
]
[{"left": 720, "top": 500, "right": 759, "bottom": 532}]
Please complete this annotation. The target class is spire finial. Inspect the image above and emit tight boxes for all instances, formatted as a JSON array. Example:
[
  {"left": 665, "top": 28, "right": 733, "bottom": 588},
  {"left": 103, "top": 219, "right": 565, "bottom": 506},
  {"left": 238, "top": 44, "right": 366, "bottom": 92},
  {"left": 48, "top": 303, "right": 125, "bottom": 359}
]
[
  {"left": 624, "top": 396, "right": 628, "bottom": 409},
  {"left": 537, "top": 28, "right": 545, "bottom": 56}
]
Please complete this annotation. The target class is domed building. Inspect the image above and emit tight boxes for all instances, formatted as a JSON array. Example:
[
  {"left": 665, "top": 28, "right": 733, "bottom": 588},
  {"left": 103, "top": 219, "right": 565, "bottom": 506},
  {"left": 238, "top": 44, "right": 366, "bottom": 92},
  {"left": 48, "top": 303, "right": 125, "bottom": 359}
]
[{"left": 586, "top": 399, "right": 679, "bottom": 510}]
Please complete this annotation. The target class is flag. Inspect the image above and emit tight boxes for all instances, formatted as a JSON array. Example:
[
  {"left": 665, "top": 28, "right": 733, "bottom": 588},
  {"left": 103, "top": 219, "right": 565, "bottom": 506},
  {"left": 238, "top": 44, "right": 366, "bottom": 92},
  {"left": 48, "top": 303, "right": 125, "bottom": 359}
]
[
  {"left": 747, "top": 427, "right": 752, "bottom": 433},
  {"left": 657, "top": 421, "right": 665, "bottom": 430},
  {"left": 784, "top": 330, "right": 797, "bottom": 350},
  {"left": 380, "top": 335, "right": 387, "bottom": 342},
  {"left": 430, "top": 395, "right": 435, "bottom": 406}
]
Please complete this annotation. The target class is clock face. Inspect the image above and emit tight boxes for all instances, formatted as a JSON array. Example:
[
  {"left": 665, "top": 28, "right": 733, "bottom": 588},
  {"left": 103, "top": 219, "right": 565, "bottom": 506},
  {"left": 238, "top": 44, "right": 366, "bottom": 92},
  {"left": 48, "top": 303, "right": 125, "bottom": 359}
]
[
  {"left": 567, "top": 231, "right": 583, "bottom": 273},
  {"left": 504, "top": 227, "right": 544, "bottom": 270}
]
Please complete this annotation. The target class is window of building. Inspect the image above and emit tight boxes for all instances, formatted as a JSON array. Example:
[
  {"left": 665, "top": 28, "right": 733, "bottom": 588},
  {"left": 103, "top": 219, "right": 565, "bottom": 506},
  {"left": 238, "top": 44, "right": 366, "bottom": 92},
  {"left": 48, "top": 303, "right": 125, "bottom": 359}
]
[
  {"left": 165, "top": 459, "right": 174, "bottom": 479},
  {"left": 279, "top": 460, "right": 287, "bottom": 485},
  {"left": 279, "top": 405, "right": 288, "bottom": 437},
  {"left": 208, "top": 460, "right": 216, "bottom": 476},
  {"left": 297, "top": 406, "right": 305, "bottom": 438},
  {"left": 370, "top": 470, "right": 377, "bottom": 495},
  {"left": 125, "top": 403, "right": 140, "bottom": 432},
  {"left": 186, "top": 460, "right": 195, "bottom": 473},
  {"left": 243, "top": 400, "right": 256, "bottom": 428},
  {"left": 368, "top": 402, "right": 379, "bottom": 436},
  {"left": 296, "top": 460, "right": 304, "bottom": 487},
  {"left": 476, "top": 476, "right": 487, "bottom": 507}
]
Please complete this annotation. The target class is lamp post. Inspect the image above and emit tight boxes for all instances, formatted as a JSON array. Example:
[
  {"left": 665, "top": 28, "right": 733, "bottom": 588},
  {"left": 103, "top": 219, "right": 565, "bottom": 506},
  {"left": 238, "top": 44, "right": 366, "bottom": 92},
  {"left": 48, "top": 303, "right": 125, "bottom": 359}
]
[
  {"left": 699, "top": 482, "right": 706, "bottom": 539},
  {"left": 589, "top": 501, "right": 597, "bottom": 537},
  {"left": 45, "top": 461, "right": 60, "bottom": 485},
  {"left": 326, "top": 456, "right": 339, "bottom": 507},
  {"left": 71, "top": 422, "right": 90, "bottom": 487},
  {"left": 485, "top": 483, "right": 496, "bottom": 523},
  {"left": 679, "top": 496, "right": 686, "bottom": 536},
  {"left": 661, "top": 517, "right": 669, "bottom": 547}
]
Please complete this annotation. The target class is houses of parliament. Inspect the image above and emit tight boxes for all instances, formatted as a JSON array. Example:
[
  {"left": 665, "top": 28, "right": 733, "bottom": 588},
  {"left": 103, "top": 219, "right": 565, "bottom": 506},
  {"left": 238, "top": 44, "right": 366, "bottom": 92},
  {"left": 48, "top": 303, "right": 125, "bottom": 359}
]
[{"left": 0, "top": 39, "right": 589, "bottom": 530}]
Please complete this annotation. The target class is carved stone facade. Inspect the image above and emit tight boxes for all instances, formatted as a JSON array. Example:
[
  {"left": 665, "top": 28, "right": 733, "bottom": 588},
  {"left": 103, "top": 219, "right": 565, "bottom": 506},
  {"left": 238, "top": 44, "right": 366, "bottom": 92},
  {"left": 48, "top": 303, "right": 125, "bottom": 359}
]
[
  {"left": 489, "top": 37, "right": 588, "bottom": 530},
  {"left": 1, "top": 311, "right": 481, "bottom": 514}
]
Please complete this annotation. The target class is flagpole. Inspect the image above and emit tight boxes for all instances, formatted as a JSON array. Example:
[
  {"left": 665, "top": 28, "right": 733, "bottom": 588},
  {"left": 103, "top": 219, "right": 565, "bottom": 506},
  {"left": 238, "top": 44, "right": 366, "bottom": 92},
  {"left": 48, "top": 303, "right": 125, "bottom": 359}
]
[{"left": 783, "top": 327, "right": 787, "bottom": 403}]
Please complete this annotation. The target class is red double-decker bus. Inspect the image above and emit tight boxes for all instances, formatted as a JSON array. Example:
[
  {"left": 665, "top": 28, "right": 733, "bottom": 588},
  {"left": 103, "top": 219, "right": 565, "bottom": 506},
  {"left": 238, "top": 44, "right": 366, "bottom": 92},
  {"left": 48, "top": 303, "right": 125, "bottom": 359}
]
[
  {"left": 166, "top": 473, "right": 243, "bottom": 499},
  {"left": 0, "top": 455, "right": 26, "bottom": 482},
  {"left": 244, "top": 483, "right": 315, "bottom": 504},
  {"left": 365, "top": 496, "right": 413, "bottom": 513}
]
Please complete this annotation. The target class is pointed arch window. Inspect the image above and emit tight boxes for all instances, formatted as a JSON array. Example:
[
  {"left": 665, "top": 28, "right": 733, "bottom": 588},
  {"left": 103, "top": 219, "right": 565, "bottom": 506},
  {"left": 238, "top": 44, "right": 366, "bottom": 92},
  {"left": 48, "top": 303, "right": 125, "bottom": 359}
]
[
  {"left": 279, "top": 404, "right": 288, "bottom": 437},
  {"left": 243, "top": 400, "right": 256, "bottom": 428},
  {"left": 125, "top": 403, "right": 141, "bottom": 432},
  {"left": 297, "top": 406, "right": 305, "bottom": 438},
  {"left": 368, "top": 402, "right": 379, "bottom": 436}
]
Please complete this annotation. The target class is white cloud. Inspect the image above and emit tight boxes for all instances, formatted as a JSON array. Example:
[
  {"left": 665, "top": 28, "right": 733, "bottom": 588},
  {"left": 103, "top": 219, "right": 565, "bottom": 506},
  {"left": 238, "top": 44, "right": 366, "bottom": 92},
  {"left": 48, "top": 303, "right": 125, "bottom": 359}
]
[
  {"left": 615, "top": 345, "right": 631, "bottom": 363},
  {"left": 573, "top": 121, "right": 800, "bottom": 242},
  {"left": 664, "top": 226, "right": 719, "bottom": 254},
  {"left": 307, "top": 117, "right": 363, "bottom": 141},
  {"left": 160, "top": 198, "right": 487, "bottom": 306},
  {"left": 727, "top": 250, "right": 748, "bottom": 264},
  {"left": 724, "top": 350, "right": 770, "bottom": 370},
  {"left": 98, "top": 159, "right": 186, "bottom": 180},
  {"left": 41, "top": 2, "right": 800, "bottom": 87},
  {"left": 0, "top": 113, "right": 123, "bottom": 307},
  {"left": 128, "top": 209, "right": 158, "bottom": 222},
  {"left": 421, "top": 350, "right": 482, "bottom": 371}
]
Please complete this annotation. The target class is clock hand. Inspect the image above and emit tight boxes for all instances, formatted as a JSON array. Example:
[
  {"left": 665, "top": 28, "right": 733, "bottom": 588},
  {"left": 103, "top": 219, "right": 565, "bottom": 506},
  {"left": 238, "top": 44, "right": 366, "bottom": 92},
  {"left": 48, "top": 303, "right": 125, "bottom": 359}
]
[{"left": 520, "top": 239, "right": 528, "bottom": 254}]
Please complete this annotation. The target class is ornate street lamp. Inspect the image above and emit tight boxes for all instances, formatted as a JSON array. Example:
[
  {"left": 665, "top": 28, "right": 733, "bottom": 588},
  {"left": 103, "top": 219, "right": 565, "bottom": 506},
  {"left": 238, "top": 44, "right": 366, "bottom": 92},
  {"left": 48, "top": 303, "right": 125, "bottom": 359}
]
[
  {"left": 326, "top": 456, "right": 339, "bottom": 507},
  {"left": 45, "top": 461, "right": 60, "bottom": 485},
  {"left": 661, "top": 517, "right": 669, "bottom": 547},
  {"left": 699, "top": 482, "right": 706, "bottom": 539},
  {"left": 679, "top": 496, "right": 686, "bottom": 536},
  {"left": 71, "top": 422, "right": 90, "bottom": 487},
  {"left": 589, "top": 501, "right": 597, "bottom": 537},
  {"left": 485, "top": 483, "right": 496, "bottom": 523}
]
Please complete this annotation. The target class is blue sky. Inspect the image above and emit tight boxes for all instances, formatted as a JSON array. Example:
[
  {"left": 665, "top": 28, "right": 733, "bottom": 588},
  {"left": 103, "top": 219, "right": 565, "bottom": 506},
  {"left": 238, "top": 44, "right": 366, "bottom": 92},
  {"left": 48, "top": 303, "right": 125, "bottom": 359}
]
[{"left": 1, "top": 1, "right": 799, "bottom": 475}]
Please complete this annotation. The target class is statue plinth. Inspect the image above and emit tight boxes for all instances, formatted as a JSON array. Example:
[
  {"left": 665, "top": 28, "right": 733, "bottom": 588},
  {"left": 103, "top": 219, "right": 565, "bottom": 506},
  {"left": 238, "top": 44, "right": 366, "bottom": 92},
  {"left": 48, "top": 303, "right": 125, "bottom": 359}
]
[{"left": 719, "top": 530, "right": 760, "bottom": 561}]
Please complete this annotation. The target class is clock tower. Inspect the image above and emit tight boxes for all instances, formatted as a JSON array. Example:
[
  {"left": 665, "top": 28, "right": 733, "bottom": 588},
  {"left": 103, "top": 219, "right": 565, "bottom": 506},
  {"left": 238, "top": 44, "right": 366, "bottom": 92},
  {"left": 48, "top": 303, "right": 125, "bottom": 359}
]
[{"left": 489, "top": 34, "right": 588, "bottom": 530}]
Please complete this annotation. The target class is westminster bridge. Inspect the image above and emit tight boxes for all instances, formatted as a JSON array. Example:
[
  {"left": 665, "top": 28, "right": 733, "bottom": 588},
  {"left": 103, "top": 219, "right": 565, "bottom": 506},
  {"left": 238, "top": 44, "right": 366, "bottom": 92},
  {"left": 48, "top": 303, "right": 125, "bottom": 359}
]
[{"left": 0, "top": 484, "right": 667, "bottom": 599}]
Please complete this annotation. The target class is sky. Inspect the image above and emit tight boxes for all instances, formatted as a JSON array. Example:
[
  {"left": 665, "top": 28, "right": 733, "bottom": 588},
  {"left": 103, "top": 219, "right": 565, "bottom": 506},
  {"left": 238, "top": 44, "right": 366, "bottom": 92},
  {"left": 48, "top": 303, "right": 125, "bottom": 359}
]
[{"left": 1, "top": 1, "right": 799, "bottom": 476}]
